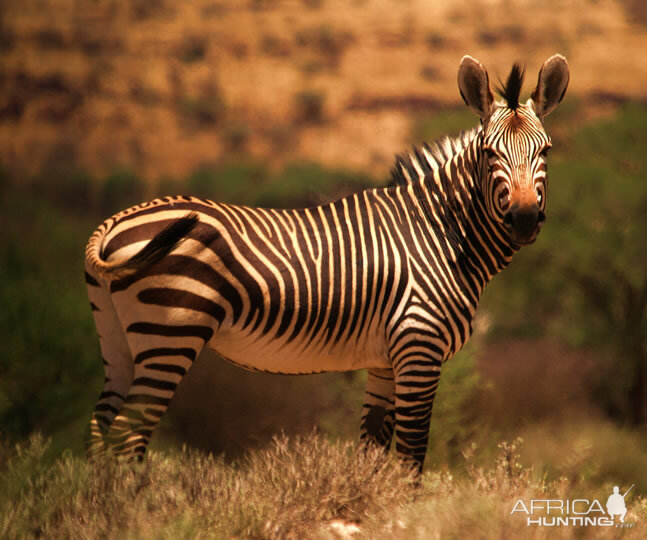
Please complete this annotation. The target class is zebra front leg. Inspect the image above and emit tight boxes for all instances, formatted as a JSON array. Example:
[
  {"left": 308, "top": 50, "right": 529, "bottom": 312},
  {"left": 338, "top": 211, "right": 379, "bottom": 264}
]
[
  {"left": 360, "top": 368, "right": 395, "bottom": 451},
  {"left": 107, "top": 344, "right": 200, "bottom": 460},
  {"left": 393, "top": 354, "right": 442, "bottom": 474}
]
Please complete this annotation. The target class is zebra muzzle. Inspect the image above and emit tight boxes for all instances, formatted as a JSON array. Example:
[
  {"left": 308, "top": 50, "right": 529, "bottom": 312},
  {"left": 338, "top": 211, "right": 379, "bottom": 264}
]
[{"left": 503, "top": 204, "right": 545, "bottom": 245}]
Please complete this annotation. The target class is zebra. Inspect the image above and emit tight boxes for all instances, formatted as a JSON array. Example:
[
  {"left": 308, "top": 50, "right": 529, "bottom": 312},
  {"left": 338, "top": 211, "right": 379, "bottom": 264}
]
[{"left": 84, "top": 55, "right": 569, "bottom": 473}]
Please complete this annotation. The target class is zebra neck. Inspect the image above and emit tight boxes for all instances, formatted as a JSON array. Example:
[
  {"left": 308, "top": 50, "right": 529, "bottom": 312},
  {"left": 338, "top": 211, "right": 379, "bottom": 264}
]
[{"left": 409, "top": 135, "right": 516, "bottom": 294}]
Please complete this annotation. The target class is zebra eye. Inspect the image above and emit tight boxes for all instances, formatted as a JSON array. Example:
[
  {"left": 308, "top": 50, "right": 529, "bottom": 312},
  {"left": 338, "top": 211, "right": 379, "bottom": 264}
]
[
  {"left": 496, "top": 187, "right": 510, "bottom": 211},
  {"left": 538, "top": 146, "right": 551, "bottom": 158},
  {"left": 536, "top": 185, "right": 545, "bottom": 206},
  {"left": 484, "top": 148, "right": 497, "bottom": 161}
]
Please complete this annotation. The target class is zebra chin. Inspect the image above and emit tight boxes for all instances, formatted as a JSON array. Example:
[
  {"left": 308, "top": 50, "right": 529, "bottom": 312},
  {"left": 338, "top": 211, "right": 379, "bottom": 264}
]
[{"left": 510, "top": 231, "right": 539, "bottom": 246}]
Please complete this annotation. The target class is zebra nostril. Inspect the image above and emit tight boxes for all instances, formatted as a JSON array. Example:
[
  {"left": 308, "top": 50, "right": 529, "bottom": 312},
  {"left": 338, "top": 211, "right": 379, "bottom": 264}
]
[
  {"left": 537, "top": 210, "right": 546, "bottom": 225},
  {"left": 503, "top": 212, "right": 514, "bottom": 228}
]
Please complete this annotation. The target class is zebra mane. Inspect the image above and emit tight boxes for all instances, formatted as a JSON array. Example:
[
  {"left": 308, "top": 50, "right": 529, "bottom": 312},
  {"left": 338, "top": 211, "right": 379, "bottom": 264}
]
[
  {"left": 496, "top": 62, "right": 525, "bottom": 111},
  {"left": 390, "top": 127, "right": 478, "bottom": 186}
]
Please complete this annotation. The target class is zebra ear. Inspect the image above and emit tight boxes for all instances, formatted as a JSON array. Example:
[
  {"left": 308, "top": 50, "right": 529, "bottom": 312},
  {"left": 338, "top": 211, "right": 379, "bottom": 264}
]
[
  {"left": 458, "top": 55, "right": 494, "bottom": 120},
  {"left": 531, "top": 54, "right": 569, "bottom": 119}
]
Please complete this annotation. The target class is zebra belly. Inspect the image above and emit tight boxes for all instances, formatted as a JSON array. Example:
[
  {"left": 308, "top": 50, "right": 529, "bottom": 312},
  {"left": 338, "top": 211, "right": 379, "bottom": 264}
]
[{"left": 207, "top": 328, "right": 391, "bottom": 374}]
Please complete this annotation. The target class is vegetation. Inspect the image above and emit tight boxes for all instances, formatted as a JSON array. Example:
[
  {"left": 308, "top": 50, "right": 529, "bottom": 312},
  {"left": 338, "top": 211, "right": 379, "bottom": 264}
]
[
  {"left": 2, "top": 433, "right": 645, "bottom": 538},
  {"left": 2, "top": 38, "right": 647, "bottom": 532},
  {"left": 0, "top": 433, "right": 417, "bottom": 538}
]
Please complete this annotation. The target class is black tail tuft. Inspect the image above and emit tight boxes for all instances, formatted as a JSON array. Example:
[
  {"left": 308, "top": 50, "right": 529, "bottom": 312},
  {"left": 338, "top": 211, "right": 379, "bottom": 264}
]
[{"left": 121, "top": 212, "right": 200, "bottom": 274}]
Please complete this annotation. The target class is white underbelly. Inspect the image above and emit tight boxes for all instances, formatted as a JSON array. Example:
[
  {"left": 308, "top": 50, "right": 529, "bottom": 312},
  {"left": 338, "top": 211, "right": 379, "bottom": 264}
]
[{"left": 207, "top": 325, "right": 390, "bottom": 374}]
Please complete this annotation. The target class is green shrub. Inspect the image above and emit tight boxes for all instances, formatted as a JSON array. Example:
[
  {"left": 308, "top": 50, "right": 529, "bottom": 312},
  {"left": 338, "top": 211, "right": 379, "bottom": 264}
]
[
  {"left": 30, "top": 169, "right": 95, "bottom": 213},
  {"left": 100, "top": 168, "right": 145, "bottom": 214},
  {"left": 254, "top": 161, "right": 371, "bottom": 208},
  {"left": 186, "top": 162, "right": 268, "bottom": 203},
  {"left": 412, "top": 107, "right": 475, "bottom": 145},
  {"left": 426, "top": 346, "right": 481, "bottom": 467},
  {"left": 0, "top": 190, "right": 101, "bottom": 451}
]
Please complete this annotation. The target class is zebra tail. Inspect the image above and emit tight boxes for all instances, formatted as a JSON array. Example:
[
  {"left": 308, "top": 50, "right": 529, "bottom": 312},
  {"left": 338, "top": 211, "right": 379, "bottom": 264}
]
[{"left": 85, "top": 212, "right": 200, "bottom": 281}]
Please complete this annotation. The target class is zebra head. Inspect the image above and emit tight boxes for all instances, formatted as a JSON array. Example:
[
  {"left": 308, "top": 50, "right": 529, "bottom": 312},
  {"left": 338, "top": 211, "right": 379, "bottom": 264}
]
[{"left": 458, "top": 55, "right": 569, "bottom": 245}]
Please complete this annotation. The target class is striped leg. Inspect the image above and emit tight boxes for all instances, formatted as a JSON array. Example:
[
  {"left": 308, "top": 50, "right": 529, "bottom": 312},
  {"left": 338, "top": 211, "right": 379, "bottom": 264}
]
[
  {"left": 390, "top": 328, "right": 443, "bottom": 473},
  {"left": 107, "top": 340, "right": 200, "bottom": 460},
  {"left": 360, "top": 368, "right": 395, "bottom": 451},
  {"left": 85, "top": 270, "right": 134, "bottom": 460}
]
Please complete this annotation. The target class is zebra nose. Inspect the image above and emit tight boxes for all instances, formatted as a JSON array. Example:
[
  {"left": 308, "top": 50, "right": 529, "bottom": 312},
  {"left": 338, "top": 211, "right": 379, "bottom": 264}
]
[
  {"left": 537, "top": 209, "right": 546, "bottom": 226},
  {"left": 503, "top": 204, "right": 544, "bottom": 244}
]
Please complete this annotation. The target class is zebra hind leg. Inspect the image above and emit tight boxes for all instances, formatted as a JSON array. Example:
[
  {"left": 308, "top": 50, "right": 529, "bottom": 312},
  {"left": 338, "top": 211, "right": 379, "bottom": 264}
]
[
  {"left": 360, "top": 368, "right": 396, "bottom": 452},
  {"left": 106, "top": 337, "right": 202, "bottom": 461},
  {"left": 85, "top": 269, "right": 134, "bottom": 460}
]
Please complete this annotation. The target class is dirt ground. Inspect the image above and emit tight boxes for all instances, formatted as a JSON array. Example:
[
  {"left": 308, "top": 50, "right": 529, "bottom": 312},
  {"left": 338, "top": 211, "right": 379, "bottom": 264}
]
[{"left": 1, "top": 0, "right": 646, "bottom": 182}]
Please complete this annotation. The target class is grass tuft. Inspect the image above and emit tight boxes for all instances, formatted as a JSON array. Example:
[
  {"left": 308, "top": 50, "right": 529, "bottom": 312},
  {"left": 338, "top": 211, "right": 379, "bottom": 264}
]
[
  {"left": 0, "top": 432, "right": 417, "bottom": 538},
  {"left": 3, "top": 432, "right": 646, "bottom": 538}
]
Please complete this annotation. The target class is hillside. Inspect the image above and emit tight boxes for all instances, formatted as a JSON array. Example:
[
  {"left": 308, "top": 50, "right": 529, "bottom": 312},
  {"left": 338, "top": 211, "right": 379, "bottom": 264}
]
[{"left": 2, "top": 0, "right": 647, "bottom": 182}]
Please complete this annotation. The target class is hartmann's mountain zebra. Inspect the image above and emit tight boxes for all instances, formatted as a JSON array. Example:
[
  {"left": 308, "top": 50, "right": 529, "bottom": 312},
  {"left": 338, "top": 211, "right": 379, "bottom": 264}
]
[{"left": 84, "top": 55, "right": 569, "bottom": 473}]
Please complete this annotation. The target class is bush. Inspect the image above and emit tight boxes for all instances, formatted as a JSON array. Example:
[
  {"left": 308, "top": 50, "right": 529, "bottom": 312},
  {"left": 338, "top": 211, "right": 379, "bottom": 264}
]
[
  {"left": 186, "top": 161, "right": 268, "bottom": 203},
  {"left": 294, "top": 89, "right": 326, "bottom": 123},
  {"left": 426, "top": 346, "right": 481, "bottom": 467},
  {"left": 0, "top": 433, "right": 417, "bottom": 538},
  {"left": 26, "top": 168, "right": 95, "bottom": 213},
  {"left": 178, "top": 35, "right": 206, "bottom": 63},
  {"left": 294, "top": 24, "right": 353, "bottom": 68},
  {"left": 221, "top": 121, "right": 251, "bottom": 152},
  {"left": 412, "top": 107, "right": 476, "bottom": 145},
  {"left": 255, "top": 161, "right": 371, "bottom": 208},
  {"left": 100, "top": 168, "right": 146, "bottom": 214},
  {"left": 0, "top": 189, "right": 101, "bottom": 451}
]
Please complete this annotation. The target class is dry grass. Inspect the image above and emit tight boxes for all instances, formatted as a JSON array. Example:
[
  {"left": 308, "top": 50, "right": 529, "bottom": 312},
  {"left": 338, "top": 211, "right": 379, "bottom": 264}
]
[
  {"left": 362, "top": 437, "right": 647, "bottom": 539},
  {"left": 0, "top": 432, "right": 418, "bottom": 539},
  {"left": 3, "top": 431, "right": 646, "bottom": 539}
]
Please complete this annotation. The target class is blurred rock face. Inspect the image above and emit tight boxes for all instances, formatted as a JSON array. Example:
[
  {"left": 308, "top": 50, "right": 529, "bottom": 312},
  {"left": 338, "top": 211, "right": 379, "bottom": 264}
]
[{"left": 1, "top": 0, "right": 646, "bottom": 182}]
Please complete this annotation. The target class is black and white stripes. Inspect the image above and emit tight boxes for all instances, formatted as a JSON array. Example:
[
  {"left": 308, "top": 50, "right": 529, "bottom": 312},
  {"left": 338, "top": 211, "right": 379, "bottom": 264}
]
[{"left": 84, "top": 55, "right": 569, "bottom": 472}]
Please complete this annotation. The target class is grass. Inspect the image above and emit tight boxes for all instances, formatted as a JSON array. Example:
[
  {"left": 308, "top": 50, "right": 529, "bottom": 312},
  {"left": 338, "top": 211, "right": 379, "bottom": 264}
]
[
  {"left": 2, "top": 432, "right": 645, "bottom": 539},
  {"left": 0, "top": 432, "right": 417, "bottom": 538}
]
